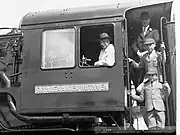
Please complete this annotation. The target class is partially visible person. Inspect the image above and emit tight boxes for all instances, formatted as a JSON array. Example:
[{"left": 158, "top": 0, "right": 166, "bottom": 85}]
[
  {"left": 94, "top": 33, "right": 115, "bottom": 66},
  {"left": 127, "top": 68, "right": 171, "bottom": 130}
]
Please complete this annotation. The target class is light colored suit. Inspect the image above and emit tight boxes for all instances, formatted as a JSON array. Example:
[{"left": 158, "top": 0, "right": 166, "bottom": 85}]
[
  {"left": 131, "top": 80, "right": 171, "bottom": 129},
  {"left": 142, "top": 82, "right": 166, "bottom": 111}
]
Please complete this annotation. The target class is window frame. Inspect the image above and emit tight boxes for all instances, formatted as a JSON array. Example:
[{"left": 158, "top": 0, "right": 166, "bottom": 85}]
[
  {"left": 40, "top": 27, "right": 77, "bottom": 70},
  {"left": 79, "top": 23, "right": 116, "bottom": 68}
]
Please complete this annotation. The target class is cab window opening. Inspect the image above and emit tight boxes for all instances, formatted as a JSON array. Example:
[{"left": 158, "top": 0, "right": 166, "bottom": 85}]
[
  {"left": 125, "top": 6, "right": 172, "bottom": 88},
  {"left": 80, "top": 24, "right": 115, "bottom": 67}
]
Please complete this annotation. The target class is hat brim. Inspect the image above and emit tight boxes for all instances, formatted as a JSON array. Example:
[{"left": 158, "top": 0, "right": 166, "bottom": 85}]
[
  {"left": 100, "top": 37, "right": 111, "bottom": 40},
  {"left": 144, "top": 43, "right": 153, "bottom": 45}
]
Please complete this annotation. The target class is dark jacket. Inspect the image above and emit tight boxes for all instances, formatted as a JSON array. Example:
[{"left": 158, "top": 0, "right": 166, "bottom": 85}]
[{"left": 132, "top": 27, "right": 160, "bottom": 53}]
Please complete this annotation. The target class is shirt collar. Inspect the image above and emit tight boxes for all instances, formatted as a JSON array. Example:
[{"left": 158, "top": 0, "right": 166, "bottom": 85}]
[{"left": 142, "top": 25, "right": 149, "bottom": 31}]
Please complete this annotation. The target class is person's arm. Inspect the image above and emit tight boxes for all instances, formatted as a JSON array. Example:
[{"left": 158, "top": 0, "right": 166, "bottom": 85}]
[
  {"left": 101, "top": 46, "right": 115, "bottom": 66},
  {"left": 162, "top": 81, "right": 171, "bottom": 96},
  {"left": 158, "top": 52, "right": 166, "bottom": 64},
  {"left": 132, "top": 42, "right": 144, "bottom": 58},
  {"left": 136, "top": 82, "right": 145, "bottom": 93},
  {"left": 127, "top": 83, "right": 144, "bottom": 102},
  {"left": 129, "top": 57, "right": 144, "bottom": 69},
  {"left": 131, "top": 85, "right": 144, "bottom": 102},
  {"left": 159, "top": 42, "right": 166, "bottom": 63},
  {"left": 96, "top": 45, "right": 115, "bottom": 66}
]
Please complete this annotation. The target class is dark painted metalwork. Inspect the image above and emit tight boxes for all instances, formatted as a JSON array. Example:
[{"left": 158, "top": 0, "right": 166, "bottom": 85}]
[
  {"left": 21, "top": 4, "right": 129, "bottom": 26},
  {"left": 0, "top": 1, "right": 176, "bottom": 132}
]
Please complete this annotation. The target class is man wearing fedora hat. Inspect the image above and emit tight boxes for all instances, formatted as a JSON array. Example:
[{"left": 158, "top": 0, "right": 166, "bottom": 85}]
[
  {"left": 132, "top": 11, "right": 160, "bottom": 58},
  {"left": 129, "top": 11, "right": 163, "bottom": 91},
  {"left": 94, "top": 32, "right": 115, "bottom": 66}
]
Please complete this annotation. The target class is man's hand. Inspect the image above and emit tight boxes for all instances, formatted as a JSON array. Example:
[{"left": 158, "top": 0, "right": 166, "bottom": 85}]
[
  {"left": 137, "top": 50, "right": 143, "bottom": 58},
  {"left": 128, "top": 58, "right": 134, "bottom": 63},
  {"left": 94, "top": 61, "right": 102, "bottom": 66},
  {"left": 127, "top": 90, "right": 131, "bottom": 96},
  {"left": 160, "top": 42, "right": 166, "bottom": 50},
  {"left": 137, "top": 50, "right": 149, "bottom": 58},
  {"left": 94, "top": 61, "right": 99, "bottom": 66},
  {"left": 162, "top": 81, "right": 170, "bottom": 90}
]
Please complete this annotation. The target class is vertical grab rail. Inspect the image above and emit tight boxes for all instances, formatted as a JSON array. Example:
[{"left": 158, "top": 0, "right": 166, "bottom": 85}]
[
  {"left": 123, "top": 18, "right": 133, "bottom": 130},
  {"left": 160, "top": 17, "right": 170, "bottom": 128},
  {"left": 160, "top": 17, "right": 167, "bottom": 82}
]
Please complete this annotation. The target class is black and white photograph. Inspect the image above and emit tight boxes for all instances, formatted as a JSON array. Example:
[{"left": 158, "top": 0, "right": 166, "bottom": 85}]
[{"left": 0, "top": 0, "right": 177, "bottom": 134}]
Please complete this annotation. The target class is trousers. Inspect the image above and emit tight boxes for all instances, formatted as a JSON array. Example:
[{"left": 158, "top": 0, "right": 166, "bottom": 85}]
[{"left": 147, "top": 109, "right": 165, "bottom": 129}]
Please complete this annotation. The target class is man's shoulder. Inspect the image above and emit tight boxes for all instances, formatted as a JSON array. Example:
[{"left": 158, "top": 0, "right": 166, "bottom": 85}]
[
  {"left": 107, "top": 44, "right": 115, "bottom": 50},
  {"left": 149, "top": 27, "right": 159, "bottom": 33},
  {"left": 109, "top": 44, "right": 114, "bottom": 47}
]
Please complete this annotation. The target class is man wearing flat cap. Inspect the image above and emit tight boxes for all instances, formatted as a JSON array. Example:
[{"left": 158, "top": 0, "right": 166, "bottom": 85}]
[
  {"left": 94, "top": 33, "right": 115, "bottom": 66},
  {"left": 129, "top": 38, "right": 166, "bottom": 84}
]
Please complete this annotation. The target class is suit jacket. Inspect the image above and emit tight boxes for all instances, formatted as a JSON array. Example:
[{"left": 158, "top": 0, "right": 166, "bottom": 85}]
[
  {"left": 132, "top": 81, "right": 171, "bottom": 112},
  {"left": 132, "top": 27, "right": 160, "bottom": 53}
]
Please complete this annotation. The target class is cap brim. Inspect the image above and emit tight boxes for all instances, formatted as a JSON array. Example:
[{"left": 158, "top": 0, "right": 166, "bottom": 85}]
[
  {"left": 144, "top": 43, "right": 153, "bottom": 45},
  {"left": 100, "top": 37, "right": 111, "bottom": 40},
  {"left": 146, "top": 72, "right": 157, "bottom": 75}
]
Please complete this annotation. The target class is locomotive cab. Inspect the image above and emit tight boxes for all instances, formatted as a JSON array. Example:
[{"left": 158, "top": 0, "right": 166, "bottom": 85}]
[
  {"left": 19, "top": 6, "right": 126, "bottom": 115},
  {"left": 0, "top": 0, "right": 176, "bottom": 132}
]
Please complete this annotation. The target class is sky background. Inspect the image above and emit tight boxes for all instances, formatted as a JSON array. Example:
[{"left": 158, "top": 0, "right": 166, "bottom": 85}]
[
  {"left": 0, "top": 0, "right": 175, "bottom": 28},
  {"left": 0, "top": 0, "right": 179, "bottom": 132}
]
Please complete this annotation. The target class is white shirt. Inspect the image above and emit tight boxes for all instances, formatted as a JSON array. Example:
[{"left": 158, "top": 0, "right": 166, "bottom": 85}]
[
  {"left": 142, "top": 25, "right": 149, "bottom": 36},
  {"left": 96, "top": 44, "right": 115, "bottom": 66}
]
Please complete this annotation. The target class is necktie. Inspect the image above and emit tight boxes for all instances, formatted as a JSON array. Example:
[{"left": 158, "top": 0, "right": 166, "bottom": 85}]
[{"left": 151, "top": 81, "right": 153, "bottom": 87}]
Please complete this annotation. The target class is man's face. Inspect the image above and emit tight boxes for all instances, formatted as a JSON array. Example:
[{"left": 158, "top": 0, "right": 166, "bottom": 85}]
[
  {"left": 141, "top": 18, "right": 150, "bottom": 27},
  {"left": 144, "top": 43, "right": 155, "bottom": 52},
  {"left": 100, "top": 39, "right": 110, "bottom": 49}
]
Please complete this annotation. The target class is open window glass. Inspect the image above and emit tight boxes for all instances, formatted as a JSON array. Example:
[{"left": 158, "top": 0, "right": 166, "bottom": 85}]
[{"left": 41, "top": 28, "right": 75, "bottom": 69}]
